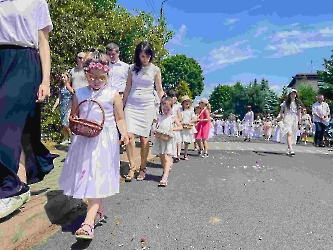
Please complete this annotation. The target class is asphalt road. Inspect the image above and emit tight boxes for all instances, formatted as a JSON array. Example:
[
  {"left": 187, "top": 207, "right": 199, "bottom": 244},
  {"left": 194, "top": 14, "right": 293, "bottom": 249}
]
[{"left": 34, "top": 136, "right": 333, "bottom": 250}]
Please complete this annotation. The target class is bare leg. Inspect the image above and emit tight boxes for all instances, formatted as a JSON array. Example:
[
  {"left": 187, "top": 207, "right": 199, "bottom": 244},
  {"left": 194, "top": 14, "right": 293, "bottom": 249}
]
[
  {"left": 176, "top": 143, "right": 181, "bottom": 157},
  {"left": 76, "top": 198, "right": 101, "bottom": 235},
  {"left": 18, "top": 149, "right": 27, "bottom": 184},
  {"left": 184, "top": 143, "right": 189, "bottom": 156},
  {"left": 140, "top": 136, "right": 150, "bottom": 170},
  {"left": 287, "top": 131, "right": 293, "bottom": 149},
  {"left": 203, "top": 139, "right": 208, "bottom": 154},
  {"left": 63, "top": 126, "right": 70, "bottom": 140},
  {"left": 196, "top": 139, "right": 203, "bottom": 151},
  {"left": 125, "top": 132, "right": 136, "bottom": 179},
  {"left": 161, "top": 154, "right": 172, "bottom": 179}
]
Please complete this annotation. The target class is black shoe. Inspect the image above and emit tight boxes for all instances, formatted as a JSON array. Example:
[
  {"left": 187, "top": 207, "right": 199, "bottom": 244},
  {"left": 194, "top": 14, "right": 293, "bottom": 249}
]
[
  {"left": 173, "top": 157, "right": 180, "bottom": 163},
  {"left": 319, "top": 144, "right": 325, "bottom": 147},
  {"left": 244, "top": 138, "right": 247, "bottom": 141}
]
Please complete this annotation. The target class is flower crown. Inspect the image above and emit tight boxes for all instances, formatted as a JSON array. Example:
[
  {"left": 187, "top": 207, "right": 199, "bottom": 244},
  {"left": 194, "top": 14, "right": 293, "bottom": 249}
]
[{"left": 84, "top": 62, "right": 110, "bottom": 72}]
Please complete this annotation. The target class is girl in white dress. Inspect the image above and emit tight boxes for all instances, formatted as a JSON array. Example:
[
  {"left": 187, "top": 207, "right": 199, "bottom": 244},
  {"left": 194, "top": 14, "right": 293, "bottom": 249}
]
[
  {"left": 166, "top": 89, "right": 182, "bottom": 162},
  {"left": 277, "top": 89, "right": 302, "bottom": 155},
  {"left": 152, "top": 97, "right": 182, "bottom": 186},
  {"left": 180, "top": 96, "right": 197, "bottom": 160},
  {"left": 58, "top": 52, "right": 129, "bottom": 239}
]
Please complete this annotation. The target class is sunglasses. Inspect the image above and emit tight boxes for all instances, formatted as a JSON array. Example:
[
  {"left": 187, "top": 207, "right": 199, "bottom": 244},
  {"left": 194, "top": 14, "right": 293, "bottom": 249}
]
[
  {"left": 78, "top": 56, "right": 83, "bottom": 60},
  {"left": 86, "top": 73, "right": 108, "bottom": 82}
]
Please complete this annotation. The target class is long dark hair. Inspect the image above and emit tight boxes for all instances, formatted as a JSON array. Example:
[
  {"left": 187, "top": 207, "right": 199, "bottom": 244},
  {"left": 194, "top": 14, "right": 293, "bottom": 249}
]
[
  {"left": 285, "top": 92, "right": 302, "bottom": 110},
  {"left": 133, "top": 41, "right": 155, "bottom": 74}
]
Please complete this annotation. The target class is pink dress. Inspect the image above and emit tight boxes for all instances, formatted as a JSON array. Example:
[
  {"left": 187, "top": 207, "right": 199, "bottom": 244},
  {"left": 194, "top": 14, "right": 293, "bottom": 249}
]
[{"left": 195, "top": 108, "right": 210, "bottom": 139}]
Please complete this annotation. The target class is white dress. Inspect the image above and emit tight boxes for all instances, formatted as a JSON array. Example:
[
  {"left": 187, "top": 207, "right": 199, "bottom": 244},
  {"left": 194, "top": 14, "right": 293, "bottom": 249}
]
[
  {"left": 152, "top": 115, "right": 177, "bottom": 156},
  {"left": 242, "top": 111, "right": 254, "bottom": 137},
  {"left": 180, "top": 109, "right": 196, "bottom": 143},
  {"left": 125, "top": 64, "right": 159, "bottom": 137},
  {"left": 58, "top": 87, "right": 120, "bottom": 199},
  {"left": 280, "top": 101, "right": 299, "bottom": 145},
  {"left": 172, "top": 102, "right": 182, "bottom": 144}
]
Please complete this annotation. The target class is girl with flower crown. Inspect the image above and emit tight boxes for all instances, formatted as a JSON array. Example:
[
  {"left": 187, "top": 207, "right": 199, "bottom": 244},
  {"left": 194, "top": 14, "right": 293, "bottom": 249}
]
[{"left": 58, "top": 51, "right": 129, "bottom": 240}]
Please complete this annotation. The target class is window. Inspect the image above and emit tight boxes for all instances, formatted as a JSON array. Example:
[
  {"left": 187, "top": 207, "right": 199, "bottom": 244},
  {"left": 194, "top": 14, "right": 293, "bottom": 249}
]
[{"left": 318, "top": 81, "right": 324, "bottom": 86}]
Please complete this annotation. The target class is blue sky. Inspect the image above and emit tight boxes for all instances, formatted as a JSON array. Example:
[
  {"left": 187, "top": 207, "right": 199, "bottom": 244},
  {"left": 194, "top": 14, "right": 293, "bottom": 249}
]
[{"left": 118, "top": 0, "right": 333, "bottom": 102}]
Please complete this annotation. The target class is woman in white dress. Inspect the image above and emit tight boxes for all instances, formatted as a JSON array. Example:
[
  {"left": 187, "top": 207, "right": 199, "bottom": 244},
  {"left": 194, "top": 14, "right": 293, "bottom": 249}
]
[
  {"left": 242, "top": 106, "right": 254, "bottom": 141},
  {"left": 122, "top": 41, "right": 164, "bottom": 181},
  {"left": 277, "top": 89, "right": 302, "bottom": 155}
]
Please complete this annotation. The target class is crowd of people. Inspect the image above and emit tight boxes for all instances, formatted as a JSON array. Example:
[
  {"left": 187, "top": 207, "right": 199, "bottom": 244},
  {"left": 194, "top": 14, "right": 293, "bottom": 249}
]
[
  {"left": 0, "top": 0, "right": 331, "bottom": 242},
  {"left": 212, "top": 91, "right": 331, "bottom": 155}
]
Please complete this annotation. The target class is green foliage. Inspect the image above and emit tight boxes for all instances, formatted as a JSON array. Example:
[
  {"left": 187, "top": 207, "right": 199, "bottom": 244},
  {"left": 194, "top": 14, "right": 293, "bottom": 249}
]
[
  {"left": 318, "top": 83, "right": 333, "bottom": 100},
  {"left": 209, "top": 85, "right": 233, "bottom": 113},
  {"left": 42, "top": 0, "right": 174, "bottom": 141},
  {"left": 208, "top": 78, "right": 280, "bottom": 119},
  {"left": 160, "top": 54, "right": 204, "bottom": 98},
  {"left": 297, "top": 82, "right": 317, "bottom": 111},
  {"left": 280, "top": 85, "right": 288, "bottom": 103},
  {"left": 176, "top": 80, "right": 192, "bottom": 101},
  {"left": 317, "top": 50, "right": 333, "bottom": 85}
]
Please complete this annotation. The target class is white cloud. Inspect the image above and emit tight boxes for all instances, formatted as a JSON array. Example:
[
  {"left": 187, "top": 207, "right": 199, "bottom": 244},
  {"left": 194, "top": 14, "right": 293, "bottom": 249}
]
[
  {"left": 319, "top": 26, "right": 333, "bottom": 37},
  {"left": 201, "top": 41, "right": 256, "bottom": 73},
  {"left": 254, "top": 26, "right": 268, "bottom": 37},
  {"left": 265, "top": 25, "right": 333, "bottom": 58},
  {"left": 223, "top": 18, "right": 239, "bottom": 25},
  {"left": 168, "top": 24, "right": 187, "bottom": 46}
]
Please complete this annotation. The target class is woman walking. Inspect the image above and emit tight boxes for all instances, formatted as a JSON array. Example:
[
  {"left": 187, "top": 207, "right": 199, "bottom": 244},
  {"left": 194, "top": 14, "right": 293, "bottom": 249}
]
[
  {"left": 277, "top": 89, "right": 302, "bottom": 156},
  {"left": 122, "top": 41, "right": 164, "bottom": 182}
]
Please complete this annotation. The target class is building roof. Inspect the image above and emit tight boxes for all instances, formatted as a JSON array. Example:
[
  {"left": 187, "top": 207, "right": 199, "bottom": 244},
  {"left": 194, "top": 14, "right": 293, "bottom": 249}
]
[{"left": 288, "top": 73, "right": 318, "bottom": 88}]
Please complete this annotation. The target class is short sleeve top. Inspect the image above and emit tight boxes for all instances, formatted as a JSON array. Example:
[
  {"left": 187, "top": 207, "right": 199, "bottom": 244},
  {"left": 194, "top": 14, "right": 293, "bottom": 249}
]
[{"left": 0, "top": 0, "right": 53, "bottom": 49}]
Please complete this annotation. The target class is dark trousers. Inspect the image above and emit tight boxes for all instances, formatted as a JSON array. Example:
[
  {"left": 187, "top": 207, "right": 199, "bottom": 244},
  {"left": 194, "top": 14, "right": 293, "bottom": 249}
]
[
  {"left": 0, "top": 46, "right": 55, "bottom": 198},
  {"left": 314, "top": 122, "right": 326, "bottom": 145}
]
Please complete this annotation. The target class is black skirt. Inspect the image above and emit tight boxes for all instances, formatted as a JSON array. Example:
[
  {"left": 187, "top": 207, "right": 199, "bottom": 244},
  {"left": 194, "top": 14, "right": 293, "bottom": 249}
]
[{"left": 0, "top": 45, "right": 56, "bottom": 198}]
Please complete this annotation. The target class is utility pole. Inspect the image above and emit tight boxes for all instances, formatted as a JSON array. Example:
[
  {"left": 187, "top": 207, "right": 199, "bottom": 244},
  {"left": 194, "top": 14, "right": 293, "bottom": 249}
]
[{"left": 160, "top": 0, "right": 168, "bottom": 22}]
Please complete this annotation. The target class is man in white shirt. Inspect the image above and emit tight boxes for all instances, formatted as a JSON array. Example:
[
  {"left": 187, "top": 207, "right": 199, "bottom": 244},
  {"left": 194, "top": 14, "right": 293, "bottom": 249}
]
[
  {"left": 69, "top": 52, "right": 87, "bottom": 90},
  {"left": 105, "top": 43, "right": 129, "bottom": 157},
  {"left": 105, "top": 42, "right": 130, "bottom": 99},
  {"left": 312, "top": 94, "right": 330, "bottom": 147}
]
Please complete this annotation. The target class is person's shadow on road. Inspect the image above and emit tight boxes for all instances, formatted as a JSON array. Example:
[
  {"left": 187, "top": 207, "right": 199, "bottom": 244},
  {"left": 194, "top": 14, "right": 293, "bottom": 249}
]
[{"left": 44, "top": 190, "right": 87, "bottom": 232}]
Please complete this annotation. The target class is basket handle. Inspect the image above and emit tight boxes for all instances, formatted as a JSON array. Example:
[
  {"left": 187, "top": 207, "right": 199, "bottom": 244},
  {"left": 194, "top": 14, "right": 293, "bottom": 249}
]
[{"left": 72, "top": 99, "right": 105, "bottom": 127}]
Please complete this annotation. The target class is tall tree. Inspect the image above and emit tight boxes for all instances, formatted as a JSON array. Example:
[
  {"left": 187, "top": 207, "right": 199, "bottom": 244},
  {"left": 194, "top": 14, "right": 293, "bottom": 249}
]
[
  {"left": 280, "top": 85, "right": 288, "bottom": 103},
  {"left": 317, "top": 50, "right": 333, "bottom": 85},
  {"left": 175, "top": 80, "right": 192, "bottom": 100},
  {"left": 209, "top": 85, "right": 233, "bottom": 113},
  {"left": 160, "top": 54, "right": 204, "bottom": 98},
  {"left": 297, "top": 83, "right": 317, "bottom": 111}
]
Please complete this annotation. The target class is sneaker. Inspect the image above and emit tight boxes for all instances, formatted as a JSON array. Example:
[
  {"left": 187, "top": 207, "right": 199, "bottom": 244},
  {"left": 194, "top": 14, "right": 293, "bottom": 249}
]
[
  {"left": 290, "top": 150, "right": 295, "bottom": 156},
  {"left": 17, "top": 183, "right": 31, "bottom": 204},
  {"left": 198, "top": 149, "right": 203, "bottom": 156},
  {"left": 184, "top": 155, "right": 189, "bottom": 161},
  {"left": 0, "top": 196, "right": 24, "bottom": 219},
  {"left": 287, "top": 148, "right": 290, "bottom": 155},
  {"left": 202, "top": 153, "right": 209, "bottom": 158}
]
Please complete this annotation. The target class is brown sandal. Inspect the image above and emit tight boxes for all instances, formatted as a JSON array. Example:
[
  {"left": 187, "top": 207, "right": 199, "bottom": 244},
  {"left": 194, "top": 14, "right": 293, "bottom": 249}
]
[
  {"left": 125, "top": 164, "right": 139, "bottom": 182},
  {"left": 136, "top": 168, "right": 146, "bottom": 181},
  {"left": 75, "top": 222, "right": 94, "bottom": 240}
]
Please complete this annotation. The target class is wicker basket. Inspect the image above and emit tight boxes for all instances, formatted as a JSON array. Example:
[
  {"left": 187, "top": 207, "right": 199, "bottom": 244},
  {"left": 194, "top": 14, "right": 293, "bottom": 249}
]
[
  {"left": 69, "top": 99, "right": 105, "bottom": 138},
  {"left": 154, "top": 131, "right": 171, "bottom": 141},
  {"left": 182, "top": 124, "right": 193, "bottom": 130}
]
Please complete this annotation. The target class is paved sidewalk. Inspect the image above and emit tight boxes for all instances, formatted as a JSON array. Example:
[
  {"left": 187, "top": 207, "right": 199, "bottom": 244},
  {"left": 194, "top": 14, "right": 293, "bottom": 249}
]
[{"left": 0, "top": 141, "right": 157, "bottom": 250}]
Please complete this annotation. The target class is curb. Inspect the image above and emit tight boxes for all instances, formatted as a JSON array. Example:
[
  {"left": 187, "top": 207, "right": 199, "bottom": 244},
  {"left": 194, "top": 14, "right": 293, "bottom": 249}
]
[{"left": 0, "top": 143, "right": 157, "bottom": 250}]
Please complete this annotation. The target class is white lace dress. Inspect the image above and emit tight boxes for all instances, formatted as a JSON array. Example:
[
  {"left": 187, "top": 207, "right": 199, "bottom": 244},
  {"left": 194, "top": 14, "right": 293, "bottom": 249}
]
[
  {"left": 152, "top": 115, "right": 177, "bottom": 156},
  {"left": 180, "top": 109, "right": 196, "bottom": 143},
  {"left": 280, "top": 101, "right": 299, "bottom": 145}
]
